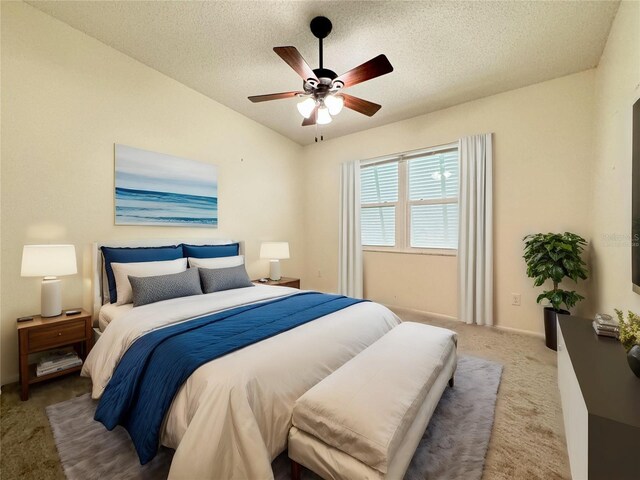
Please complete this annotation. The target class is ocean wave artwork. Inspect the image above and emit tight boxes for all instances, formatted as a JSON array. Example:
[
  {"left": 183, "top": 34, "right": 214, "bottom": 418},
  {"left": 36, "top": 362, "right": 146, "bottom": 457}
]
[{"left": 115, "top": 144, "right": 218, "bottom": 227}]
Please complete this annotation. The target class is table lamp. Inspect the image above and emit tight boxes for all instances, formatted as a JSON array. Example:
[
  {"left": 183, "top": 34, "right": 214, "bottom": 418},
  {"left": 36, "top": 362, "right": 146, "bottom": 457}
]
[
  {"left": 21, "top": 245, "right": 77, "bottom": 317},
  {"left": 260, "top": 242, "right": 290, "bottom": 281}
]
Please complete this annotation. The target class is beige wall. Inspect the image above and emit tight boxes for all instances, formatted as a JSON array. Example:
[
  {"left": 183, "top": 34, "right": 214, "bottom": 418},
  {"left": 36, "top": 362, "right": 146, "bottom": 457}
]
[
  {"left": 590, "top": 1, "right": 640, "bottom": 316},
  {"left": 364, "top": 252, "right": 457, "bottom": 318},
  {"left": 3, "top": 1, "right": 634, "bottom": 386},
  {"left": 302, "top": 70, "right": 596, "bottom": 334},
  {"left": 0, "top": 2, "right": 304, "bottom": 384}
]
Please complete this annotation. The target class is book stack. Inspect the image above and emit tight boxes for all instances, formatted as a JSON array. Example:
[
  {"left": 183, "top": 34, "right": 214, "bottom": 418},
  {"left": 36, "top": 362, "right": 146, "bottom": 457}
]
[
  {"left": 36, "top": 350, "right": 82, "bottom": 377},
  {"left": 592, "top": 313, "right": 620, "bottom": 339}
]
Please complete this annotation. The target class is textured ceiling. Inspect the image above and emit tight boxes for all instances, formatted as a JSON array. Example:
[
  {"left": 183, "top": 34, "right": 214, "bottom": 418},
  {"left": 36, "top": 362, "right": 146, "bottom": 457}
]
[{"left": 28, "top": 1, "right": 619, "bottom": 145}]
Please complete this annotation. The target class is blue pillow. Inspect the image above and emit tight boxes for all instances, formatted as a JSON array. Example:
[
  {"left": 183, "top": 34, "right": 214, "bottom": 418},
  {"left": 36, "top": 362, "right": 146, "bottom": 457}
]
[
  {"left": 101, "top": 245, "right": 183, "bottom": 303},
  {"left": 182, "top": 243, "right": 239, "bottom": 259}
]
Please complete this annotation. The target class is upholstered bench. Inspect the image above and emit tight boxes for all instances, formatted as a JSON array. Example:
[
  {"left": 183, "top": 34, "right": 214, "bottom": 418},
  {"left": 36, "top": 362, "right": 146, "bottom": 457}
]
[{"left": 288, "top": 321, "right": 457, "bottom": 480}]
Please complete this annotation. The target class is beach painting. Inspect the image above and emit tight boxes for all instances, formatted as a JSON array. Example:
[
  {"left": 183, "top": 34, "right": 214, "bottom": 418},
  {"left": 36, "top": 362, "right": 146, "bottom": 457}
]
[{"left": 115, "top": 144, "right": 218, "bottom": 227}]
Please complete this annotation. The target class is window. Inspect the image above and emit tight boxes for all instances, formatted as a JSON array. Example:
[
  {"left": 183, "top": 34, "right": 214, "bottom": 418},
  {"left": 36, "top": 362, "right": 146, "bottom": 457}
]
[
  {"left": 360, "top": 162, "right": 398, "bottom": 247},
  {"left": 360, "top": 145, "right": 459, "bottom": 252}
]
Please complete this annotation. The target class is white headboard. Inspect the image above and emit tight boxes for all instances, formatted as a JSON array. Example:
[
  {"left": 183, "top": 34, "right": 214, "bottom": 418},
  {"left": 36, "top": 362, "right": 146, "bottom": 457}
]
[{"left": 92, "top": 238, "right": 242, "bottom": 315}]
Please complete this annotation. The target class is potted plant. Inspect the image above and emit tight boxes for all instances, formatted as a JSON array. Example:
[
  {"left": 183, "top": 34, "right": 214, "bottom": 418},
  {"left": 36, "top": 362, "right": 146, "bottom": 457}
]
[
  {"left": 614, "top": 309, "right": 640, "bottom": 378},
  {"left": 523, "top": 232, "right": 588, "bottom": 350}
]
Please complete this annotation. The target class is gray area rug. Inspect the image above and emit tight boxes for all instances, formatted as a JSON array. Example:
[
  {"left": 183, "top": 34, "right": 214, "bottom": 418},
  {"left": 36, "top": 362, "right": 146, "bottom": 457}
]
[{"left": 46, "top": 355, "right": 502, "bottom": 480}]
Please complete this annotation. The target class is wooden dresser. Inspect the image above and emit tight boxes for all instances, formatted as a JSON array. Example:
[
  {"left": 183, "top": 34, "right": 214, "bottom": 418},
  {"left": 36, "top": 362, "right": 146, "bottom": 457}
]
[{"left": 557, "top": 316, "right": 640, "bottom": 480}]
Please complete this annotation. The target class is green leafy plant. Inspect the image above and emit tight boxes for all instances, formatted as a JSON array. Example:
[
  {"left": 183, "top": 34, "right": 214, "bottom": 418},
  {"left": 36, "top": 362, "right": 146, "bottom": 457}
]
[
  {"left": 614, "top": 309, "right": 640, "bottom": 352},
  {"left": 523, "top": 232, "right": 588, "bottom": 312}
]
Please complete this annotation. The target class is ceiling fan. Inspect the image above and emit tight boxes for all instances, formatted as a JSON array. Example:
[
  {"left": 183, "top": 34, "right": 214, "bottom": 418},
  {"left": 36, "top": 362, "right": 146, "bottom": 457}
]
[{"left": 248, "top": 16, "right": 393, "bottom": 129}]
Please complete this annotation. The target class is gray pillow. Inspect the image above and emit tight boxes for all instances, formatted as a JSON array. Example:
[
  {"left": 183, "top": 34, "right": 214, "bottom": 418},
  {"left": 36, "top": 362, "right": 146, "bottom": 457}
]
[
  {"left": 129, "top": 268, "right": 203, "bottom": 307},
  {"left": 199, "top": 265, "right": 254, "bottom": 293}
]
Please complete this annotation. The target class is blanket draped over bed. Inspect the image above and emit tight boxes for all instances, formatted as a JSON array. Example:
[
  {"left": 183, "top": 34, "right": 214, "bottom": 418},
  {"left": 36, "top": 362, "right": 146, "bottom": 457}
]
[{"left": 94, "top": 292, "right": 365, "bottom": 464}]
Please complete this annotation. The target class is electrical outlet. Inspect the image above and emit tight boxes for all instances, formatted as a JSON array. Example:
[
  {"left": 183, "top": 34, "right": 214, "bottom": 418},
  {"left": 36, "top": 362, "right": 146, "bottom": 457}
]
[{"left": 511, "top": 293, "right": 521, "bottom": 306}]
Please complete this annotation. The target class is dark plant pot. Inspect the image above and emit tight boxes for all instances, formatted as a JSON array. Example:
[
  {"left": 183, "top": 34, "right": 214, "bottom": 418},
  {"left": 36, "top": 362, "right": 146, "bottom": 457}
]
[
  {"left": 544, "top": 307, "right": 569, "bottom": 351},
  {"left": 627, "top": 345, "right": 640, "bottom": 378}
]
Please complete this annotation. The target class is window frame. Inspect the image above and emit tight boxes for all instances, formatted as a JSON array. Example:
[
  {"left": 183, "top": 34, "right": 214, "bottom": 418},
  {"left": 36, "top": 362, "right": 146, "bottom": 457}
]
[{"left": 360, "top": 143, "right": 459, "bottom": 256}]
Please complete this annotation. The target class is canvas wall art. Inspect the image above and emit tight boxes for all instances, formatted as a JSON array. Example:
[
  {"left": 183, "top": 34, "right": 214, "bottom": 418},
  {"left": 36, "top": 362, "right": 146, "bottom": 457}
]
[{"left": 115, "top": 144, "right": 218, "bottom": 227}]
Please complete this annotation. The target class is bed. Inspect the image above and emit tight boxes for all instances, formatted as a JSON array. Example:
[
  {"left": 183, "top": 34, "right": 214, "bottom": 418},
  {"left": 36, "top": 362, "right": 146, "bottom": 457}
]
[
  {"left": 84, "top": 240, "right": 400, "bottom": 479},
  {"left": 97, "top": 302, "right": 132, "bottom": 332}
]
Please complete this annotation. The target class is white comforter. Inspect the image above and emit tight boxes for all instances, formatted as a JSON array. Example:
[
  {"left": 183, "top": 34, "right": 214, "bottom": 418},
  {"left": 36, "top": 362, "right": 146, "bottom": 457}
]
[{"left": 83, "top": 285, "right": 400, "bottom": 479}]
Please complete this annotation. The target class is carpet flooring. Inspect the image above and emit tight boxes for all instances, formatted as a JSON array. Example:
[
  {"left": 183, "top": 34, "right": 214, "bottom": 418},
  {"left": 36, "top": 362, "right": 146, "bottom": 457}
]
[
  {"left": 45, "top": 356, "right": 501, "bottom": 480},
  {"left": 0, "top": 311, "right": 571, "bottom": 480},
  {"left": 396, "top": 310, "right": 571, "bottom": 480}
]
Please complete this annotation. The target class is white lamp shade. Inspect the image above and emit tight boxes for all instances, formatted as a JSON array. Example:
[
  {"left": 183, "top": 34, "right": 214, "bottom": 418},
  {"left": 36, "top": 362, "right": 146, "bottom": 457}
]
[
  {"left": 325, "top": 94, "right": 344, "bottom": 115},
  {"left": 316, "top": 106, "right": 332, "bottom": 125},
  {"left": 297, "top": 97, "right": 316, "bottom": 118},
  {"left": 260, "top": 242, "right": 290, "bottom": 260},
  {"left": 21, "top": 245, "right": 77, "bottom": 277}
]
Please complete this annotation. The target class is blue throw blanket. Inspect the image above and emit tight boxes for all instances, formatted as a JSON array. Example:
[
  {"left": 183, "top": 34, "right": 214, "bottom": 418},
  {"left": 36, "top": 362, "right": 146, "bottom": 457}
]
[{"left": 94, "top": 292, "right": 365, "bottom": 464}]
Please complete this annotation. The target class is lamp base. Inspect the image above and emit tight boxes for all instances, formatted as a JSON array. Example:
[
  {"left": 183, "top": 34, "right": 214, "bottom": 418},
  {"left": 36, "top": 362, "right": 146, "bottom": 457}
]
[
  {"left": 269, "top": 260, "right": 281, "bottom": 281},
  {"left": 41, "top": 277, "right": 62, "bottom": 317}
]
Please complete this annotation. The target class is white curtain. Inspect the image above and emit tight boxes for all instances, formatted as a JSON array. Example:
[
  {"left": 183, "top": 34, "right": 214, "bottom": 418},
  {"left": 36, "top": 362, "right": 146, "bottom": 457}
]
[
  {"left": 458, "top": 134, "right": 493, "bottom": 325},
  {"left": 338, "top": 160, "right": 363, "bottom": 298}
]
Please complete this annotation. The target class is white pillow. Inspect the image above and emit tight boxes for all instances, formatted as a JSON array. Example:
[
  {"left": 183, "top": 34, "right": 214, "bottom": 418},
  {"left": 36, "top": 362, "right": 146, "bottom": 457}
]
[
  {"left": 111, "top": 258, "right": 188, "bottom": 306},
  {"left": 188, "top": 255, "right": 244, "bottom": 269}
]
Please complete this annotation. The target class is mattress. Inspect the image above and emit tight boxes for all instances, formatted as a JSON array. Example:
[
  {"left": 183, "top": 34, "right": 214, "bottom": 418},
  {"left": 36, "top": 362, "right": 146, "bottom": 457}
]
[{"left": 98, "top": 303, "right": 133, "bottom": 332}]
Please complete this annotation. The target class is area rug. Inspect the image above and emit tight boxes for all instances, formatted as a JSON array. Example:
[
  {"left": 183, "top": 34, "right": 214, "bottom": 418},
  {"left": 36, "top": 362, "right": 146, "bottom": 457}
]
[{"left": 46, "top": 355, "right": 502, "bottom": 480}]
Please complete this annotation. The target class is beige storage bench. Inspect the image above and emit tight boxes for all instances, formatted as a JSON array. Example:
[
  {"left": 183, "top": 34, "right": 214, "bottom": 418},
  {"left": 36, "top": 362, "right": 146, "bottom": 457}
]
[{"left": 288, "top": 321, "right": 457, "bottom": 480}]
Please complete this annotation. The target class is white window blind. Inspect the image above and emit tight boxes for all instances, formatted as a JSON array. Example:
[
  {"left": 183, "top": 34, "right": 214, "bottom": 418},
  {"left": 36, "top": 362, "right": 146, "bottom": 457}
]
[
  {"left": 408, "top": 150, "right": 459, "bottom": 249},
  {"left": 359, "top": 144, "right": 459, "bottom": 252},
  {"left": 360, "top": 162, "right": 398, "bottom": 246}
]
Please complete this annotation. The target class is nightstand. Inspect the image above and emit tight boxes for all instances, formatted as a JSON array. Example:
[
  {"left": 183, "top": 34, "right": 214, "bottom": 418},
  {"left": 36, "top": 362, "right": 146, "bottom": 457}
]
[
  {"left": 17, "top": 309, "right": 93, "bottom": 401},
  {"left": 253, "top": 277, "right": 301, "bottom": 289}
]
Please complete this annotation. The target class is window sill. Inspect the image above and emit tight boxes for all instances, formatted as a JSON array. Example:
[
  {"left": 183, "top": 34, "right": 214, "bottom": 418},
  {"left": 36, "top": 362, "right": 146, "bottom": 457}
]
[{"left": 363, "top": 247, "right": 457, "bottom": 257}]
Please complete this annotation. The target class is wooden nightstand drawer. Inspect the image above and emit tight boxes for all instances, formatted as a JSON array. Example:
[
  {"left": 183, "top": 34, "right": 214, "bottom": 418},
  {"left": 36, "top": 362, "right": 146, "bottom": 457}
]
[
  {"left": 28, "top": 319, "right": 86, "bottom": 352},
  {"left": 278, "top": 279, "right": 300, "bottom": 289},
  {"left": 252, "top": 277, "right": 300, "bottom": 289}
]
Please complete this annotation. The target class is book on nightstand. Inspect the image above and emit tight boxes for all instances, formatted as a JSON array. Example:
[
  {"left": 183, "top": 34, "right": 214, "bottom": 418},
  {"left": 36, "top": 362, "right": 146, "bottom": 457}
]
[{"left": 36, "top": 350, "right": 82, "bottom": 377}]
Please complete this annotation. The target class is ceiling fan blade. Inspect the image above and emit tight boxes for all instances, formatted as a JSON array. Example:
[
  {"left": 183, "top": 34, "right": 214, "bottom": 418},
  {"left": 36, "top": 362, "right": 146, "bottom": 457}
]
[
  {"left": 274, "top": 46, "right": 319, "bottom": 83},
  {"left": 248, "top": 91, "right": 304, "bottom": 103},
  {"left": 342, "top": 94, "right": 382, "bottom": 117},
  {"left": 335, "top": 54, "right": 393, "bottom": 88},
  {"left": 302, "top": 108, "right": 317, "bottom": 126}
]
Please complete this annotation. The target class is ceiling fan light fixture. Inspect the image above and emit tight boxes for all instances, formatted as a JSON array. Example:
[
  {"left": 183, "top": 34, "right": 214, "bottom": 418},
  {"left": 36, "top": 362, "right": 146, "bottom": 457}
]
[
  {"left": 297, "top": 97, "right": 316, "bottom": 118},
  {"left": 317, "top": 106, "right": 332, "bottom": 125},
  {"left": 325, "top": 94, "right": 344, "bottom": 115},
  {"left": 248, "top": 17, "right": 394, "bottom": 133}
]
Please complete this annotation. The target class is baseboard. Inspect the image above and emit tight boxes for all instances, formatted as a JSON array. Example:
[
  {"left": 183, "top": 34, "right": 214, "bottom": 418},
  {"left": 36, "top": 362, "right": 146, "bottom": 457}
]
[
  {"left": 1, "top": 374, "right": 19, "bottom": 388},
  {"left": 383, "top": 303, "right": 458, "bottom": 322},
  {"left": 493, "top": 324, "right": 545, "bottom": 339},
  {"left": 384, "top": 303, "right": 545, "bottom": 338}
]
